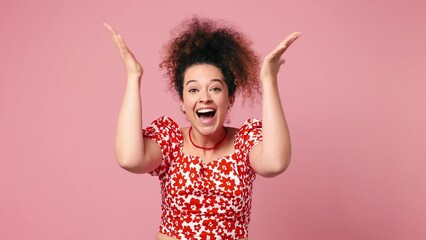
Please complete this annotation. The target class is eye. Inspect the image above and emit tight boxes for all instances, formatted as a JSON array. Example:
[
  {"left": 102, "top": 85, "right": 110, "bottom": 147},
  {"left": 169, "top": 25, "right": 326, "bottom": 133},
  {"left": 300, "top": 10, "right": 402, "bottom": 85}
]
[
  {"left": 210, "top": 87, "right": 222, "bottom": 92},
  {"left": 188, "top": 88, "right": 199, "bottom": 93}
]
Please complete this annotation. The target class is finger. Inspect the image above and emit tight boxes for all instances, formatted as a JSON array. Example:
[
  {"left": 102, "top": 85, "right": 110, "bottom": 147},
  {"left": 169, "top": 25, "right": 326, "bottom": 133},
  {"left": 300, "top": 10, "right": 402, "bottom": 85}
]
[
  {"left": 277, "top": 32, "right": 301, "bottom": 50},
  {"left": 103, "top": 23, "right": 132, "bottom": 57},
  {"left": 103, "top": 23, "right": 127, "bottom": 49},
  {"left": 103, "top": 22, "right": 119, "bottom": 37},
  {"left": 271, "top": 32, "right": 301, "bottom": 58},
  {"left": 115, "top": 35, "right": 130, "bottom": 52},
  {"left": 103, "top": 23, "right": 124, "bottom": 48}
]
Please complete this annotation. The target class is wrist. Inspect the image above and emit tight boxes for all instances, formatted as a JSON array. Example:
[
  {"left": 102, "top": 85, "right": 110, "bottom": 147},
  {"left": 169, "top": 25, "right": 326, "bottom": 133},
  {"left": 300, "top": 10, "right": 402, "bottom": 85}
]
[
  {"left": 127, "top": 74, "right": 141, "bottom": 82},
  {"left": 261, "top": 76, "right": 278, "bottom": 87},
  {"left": 126, "top": 77, "right": 141, "bottom": 88}
]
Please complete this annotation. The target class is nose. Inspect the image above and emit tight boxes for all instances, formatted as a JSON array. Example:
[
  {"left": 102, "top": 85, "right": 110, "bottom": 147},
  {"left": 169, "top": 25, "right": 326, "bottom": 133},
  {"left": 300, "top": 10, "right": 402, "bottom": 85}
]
[{"left": 199, "top": 89, "right": 212, "bottom": 103}]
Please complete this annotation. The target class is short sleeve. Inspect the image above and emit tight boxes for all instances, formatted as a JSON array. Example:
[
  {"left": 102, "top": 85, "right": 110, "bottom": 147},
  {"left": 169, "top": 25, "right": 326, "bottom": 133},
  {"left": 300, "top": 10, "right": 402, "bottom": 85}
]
[
  {"left": 238, "top": 118, "right": 263, "bottom": 155},
  {"left": 142, "top": 116, "right": 178, "bottom": 176}
]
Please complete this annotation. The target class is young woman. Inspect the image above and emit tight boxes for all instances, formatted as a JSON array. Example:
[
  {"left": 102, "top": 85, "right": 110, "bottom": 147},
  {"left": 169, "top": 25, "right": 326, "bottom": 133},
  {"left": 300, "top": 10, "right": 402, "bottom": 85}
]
[{"left": 105, "top": 17, "right": 300, "bottom": 240}]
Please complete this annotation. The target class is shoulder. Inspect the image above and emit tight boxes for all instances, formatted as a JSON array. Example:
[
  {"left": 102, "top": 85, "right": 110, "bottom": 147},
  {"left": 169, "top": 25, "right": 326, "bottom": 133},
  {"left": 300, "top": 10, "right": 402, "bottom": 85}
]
[
  {"left": 143, "top": 116, "right": 181, "bottom": 141},
  {"left": 145, "top": 116, "right": 179, "bottom": 130},
  {"left": 238, "top": 118, "right": 262, "bottom": 134},
  {"left": 234, "top": 118, "right": 262, "bottom": 150},
  {"left": 150, "top": 116, "right": 179, "bottom": 127}
]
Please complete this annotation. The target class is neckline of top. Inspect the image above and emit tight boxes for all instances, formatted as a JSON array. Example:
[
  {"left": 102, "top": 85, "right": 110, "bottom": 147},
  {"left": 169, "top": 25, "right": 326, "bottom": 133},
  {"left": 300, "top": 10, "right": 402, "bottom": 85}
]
[{"left": 175, "top": 125, "right": 242, "bottom": 166}]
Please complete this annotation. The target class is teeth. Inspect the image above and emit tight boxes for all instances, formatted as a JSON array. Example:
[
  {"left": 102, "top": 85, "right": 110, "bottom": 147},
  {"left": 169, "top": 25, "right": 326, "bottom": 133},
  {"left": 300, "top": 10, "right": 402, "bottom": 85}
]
[{"left": 197, "top": 109, "right": 215, "bottom": 113}]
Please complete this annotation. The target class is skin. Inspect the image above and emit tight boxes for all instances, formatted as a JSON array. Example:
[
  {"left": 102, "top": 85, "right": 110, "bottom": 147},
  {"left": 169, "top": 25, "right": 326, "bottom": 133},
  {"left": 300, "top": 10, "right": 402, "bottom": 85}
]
[
  {"left": 250, "top": 31, "right": 301, "bottom": 177},
  {"left": 180, "top": 64, "right": 236, "bottom": 164},
  {"left": 105, "top": 22, "right": 300, "bottom": 238}
]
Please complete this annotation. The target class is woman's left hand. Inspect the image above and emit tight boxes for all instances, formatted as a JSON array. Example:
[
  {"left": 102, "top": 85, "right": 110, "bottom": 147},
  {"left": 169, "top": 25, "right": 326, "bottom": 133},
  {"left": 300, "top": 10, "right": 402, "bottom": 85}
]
[{"left": 260, "top": 32, "right": 301, "bottom": 82}]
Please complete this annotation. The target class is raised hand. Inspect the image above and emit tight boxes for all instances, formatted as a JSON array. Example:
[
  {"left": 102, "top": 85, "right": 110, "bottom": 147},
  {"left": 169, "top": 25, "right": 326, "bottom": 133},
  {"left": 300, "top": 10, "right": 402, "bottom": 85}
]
[
  {"left": 249, "top": 32, "right": 301, "bottom": 178},
  {"left": 260, "top": 32, "right": 301, "bottom": 82},
  {"left": 104, "top": 23, "right": 143, "bottom": 80}
]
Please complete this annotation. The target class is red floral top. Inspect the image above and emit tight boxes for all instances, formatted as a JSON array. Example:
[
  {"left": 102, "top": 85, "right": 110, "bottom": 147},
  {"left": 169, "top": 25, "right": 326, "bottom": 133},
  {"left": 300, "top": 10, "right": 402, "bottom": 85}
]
[{"left": 143, "top": 116, "right": 263, "bottom": 239}]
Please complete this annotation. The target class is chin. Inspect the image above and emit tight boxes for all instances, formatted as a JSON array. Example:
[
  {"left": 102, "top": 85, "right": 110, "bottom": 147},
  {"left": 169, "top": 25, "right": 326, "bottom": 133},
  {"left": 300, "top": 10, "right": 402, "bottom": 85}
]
[{"left": 193, "top": 117, "right": 225, "bottom": 136}]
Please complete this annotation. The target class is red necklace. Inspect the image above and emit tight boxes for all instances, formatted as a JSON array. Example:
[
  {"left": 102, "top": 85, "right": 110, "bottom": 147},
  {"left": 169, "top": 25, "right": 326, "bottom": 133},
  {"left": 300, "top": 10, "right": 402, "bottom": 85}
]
[{"left": 188, "top": 126, "right": 228, "bottom": 150}]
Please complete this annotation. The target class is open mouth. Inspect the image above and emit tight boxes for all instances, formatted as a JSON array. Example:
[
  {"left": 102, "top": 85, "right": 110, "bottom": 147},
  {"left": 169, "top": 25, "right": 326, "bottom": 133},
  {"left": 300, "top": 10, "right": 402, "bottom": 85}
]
[{"left": 196, "top": 108, "right": 216, "bottom": 124}]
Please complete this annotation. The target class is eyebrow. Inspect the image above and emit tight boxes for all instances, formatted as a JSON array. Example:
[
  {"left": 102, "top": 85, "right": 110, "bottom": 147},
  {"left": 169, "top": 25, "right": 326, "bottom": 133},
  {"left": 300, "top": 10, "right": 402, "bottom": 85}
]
[{"left": 185, "top": 79, "right": 224, "bottom": 86}]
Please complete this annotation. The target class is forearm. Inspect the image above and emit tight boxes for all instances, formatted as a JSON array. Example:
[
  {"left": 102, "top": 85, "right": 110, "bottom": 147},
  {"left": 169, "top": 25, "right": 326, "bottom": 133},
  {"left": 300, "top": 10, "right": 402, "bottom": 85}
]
[
  {"left": 261, "top": 78, "right": 292, "bottom": 171},
  {"left": 115, "top": 77, "right": 145, "bottom": 169}
]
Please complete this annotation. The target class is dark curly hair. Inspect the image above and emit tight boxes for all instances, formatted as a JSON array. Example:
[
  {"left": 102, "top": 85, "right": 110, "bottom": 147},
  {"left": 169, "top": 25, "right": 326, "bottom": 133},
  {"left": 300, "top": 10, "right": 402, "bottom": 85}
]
[{"left": 160, "top": 16, "right": 261, "bottom": 102}]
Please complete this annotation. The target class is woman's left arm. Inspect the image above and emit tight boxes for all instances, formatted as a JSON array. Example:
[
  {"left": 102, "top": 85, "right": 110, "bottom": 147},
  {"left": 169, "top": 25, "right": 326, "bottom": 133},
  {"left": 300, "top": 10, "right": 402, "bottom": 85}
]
[{"left": 250, "top": 32, "right": 301, "bottom": 178}]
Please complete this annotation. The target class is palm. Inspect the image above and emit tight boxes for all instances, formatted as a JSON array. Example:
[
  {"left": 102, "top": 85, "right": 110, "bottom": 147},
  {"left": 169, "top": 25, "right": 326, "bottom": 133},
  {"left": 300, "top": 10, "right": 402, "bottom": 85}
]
[
  {"left": 104, "top": 23, "right": 143, "bottom": 79},
  {"left": 261, "top": 32, "right": 301, "bottom": 80}
]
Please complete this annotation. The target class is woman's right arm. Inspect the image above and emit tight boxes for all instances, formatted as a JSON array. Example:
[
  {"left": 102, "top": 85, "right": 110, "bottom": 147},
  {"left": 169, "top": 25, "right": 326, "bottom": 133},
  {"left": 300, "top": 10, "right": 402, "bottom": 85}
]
[{"left": 105, "top": 23, "right": 162, "bottom": 173}]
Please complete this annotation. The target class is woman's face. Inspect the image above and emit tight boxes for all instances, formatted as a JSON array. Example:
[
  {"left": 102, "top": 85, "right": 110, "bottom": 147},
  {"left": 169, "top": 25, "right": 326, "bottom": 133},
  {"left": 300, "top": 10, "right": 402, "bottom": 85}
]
[{"left": 181, "top": 64, "right": 234, "bottom": 136}]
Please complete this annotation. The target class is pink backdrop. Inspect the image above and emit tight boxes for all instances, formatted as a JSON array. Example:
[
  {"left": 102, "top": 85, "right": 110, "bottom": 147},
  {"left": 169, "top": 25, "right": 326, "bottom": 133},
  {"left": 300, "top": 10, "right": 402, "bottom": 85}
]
[{"left": 1, "top": 0, "right": 425, "bottom": 239}]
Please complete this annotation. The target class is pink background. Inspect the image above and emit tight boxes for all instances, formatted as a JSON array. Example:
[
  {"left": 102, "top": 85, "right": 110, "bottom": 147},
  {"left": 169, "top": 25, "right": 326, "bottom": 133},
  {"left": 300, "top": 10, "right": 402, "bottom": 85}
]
[{"left": 1, "top": 0, "right": 425, "bottom": 239}]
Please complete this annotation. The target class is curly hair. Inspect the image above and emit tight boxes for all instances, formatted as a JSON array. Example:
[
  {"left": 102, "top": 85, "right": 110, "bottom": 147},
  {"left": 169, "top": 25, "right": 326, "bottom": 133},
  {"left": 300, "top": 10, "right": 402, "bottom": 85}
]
[{"left": 160, "top": 16, "right": 261, "bottom": 102}]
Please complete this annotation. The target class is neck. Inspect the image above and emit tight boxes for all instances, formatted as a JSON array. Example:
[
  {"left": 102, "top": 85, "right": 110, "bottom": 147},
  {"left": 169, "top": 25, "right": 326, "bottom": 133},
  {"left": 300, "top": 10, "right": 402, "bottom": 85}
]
[{"left": 189, "top": 126, "right": 227, "bottom": 150}]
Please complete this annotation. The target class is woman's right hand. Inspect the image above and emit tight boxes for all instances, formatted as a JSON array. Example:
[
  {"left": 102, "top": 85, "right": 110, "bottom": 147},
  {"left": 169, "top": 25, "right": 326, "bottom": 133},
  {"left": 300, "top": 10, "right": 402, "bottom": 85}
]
[{"left": 104, "top": 23, "right": 143, "bottom": 80}]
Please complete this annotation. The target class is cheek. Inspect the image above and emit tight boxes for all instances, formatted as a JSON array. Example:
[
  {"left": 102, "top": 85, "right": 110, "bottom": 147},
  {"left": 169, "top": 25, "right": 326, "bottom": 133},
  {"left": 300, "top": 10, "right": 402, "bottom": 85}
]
[
  {"left": 217, "top": 97, "right": 232, "bottom": 110},
  {"left": 182, "top": 97, "right": 196, "bottom": 110}
]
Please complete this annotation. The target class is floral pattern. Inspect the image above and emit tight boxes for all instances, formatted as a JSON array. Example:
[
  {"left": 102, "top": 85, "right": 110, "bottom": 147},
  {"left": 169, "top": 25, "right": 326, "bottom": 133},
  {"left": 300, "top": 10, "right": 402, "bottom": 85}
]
[{"left": 143, "top": 116, "right": 262, "bottom": 239}]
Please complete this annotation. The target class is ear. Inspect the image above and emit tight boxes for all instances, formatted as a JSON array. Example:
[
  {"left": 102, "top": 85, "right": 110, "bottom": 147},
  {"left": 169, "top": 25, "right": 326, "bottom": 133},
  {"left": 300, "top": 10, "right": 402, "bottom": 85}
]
[
  {"left": 180, "top": 100, "right": 186, "bottom": 113},
  {"left": 228, "top": 96, "right": 235, "bottom": 109}
]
